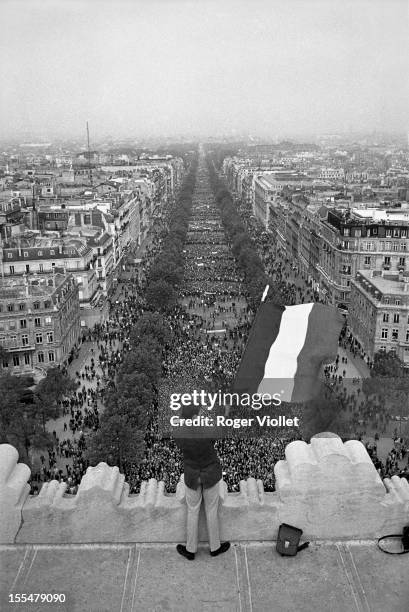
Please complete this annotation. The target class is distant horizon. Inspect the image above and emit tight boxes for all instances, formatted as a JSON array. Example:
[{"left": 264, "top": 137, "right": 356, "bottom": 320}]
[{"left": 1, "top": 128, "right": 408, "bottom": 148}]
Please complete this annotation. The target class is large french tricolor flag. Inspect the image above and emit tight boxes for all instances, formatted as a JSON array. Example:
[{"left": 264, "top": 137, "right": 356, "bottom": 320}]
[{"left": 233, "top": 300, "right": 344, "bottom": 403}]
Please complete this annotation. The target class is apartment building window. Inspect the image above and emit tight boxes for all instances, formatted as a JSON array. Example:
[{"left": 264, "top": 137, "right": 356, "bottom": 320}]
[
  {"left": 386, "top": 229, "right": 392, "bottom": 237},
  {"left": 394, "top": 228, "right": 400, "bottom": 237},
  {"left": 379, "top": 346, "right": 386, "bottom": 352},
  {"left": 393, "top": 243, "right": 399, "bottom": 251},
  {"left": 384, "top": 298, "right": 390, "bottom": 304},
  {"left": 394, "top": 314, "right": 400, "bottom": 323},
  {"left": 33, "top": 302, "right": 40, "bottom": 310},
  {"left": 34, "top": 318, "right": 41, "bottom": 327},
  {"left": 21, "top": 334, "right": 28, "bottom": 346},
  {"left": 364, "top": 256, "right": 371, "bottom": 265},
  {"left": 48, "top": 351, "right": 55, "bottom": 362},
  {"left": 391, "top": 328, "right": 399, "bottom": 340},
  {"left": 20, "top": 319, "right": 27, "bottom": 328},
  {"left": 24, "top": 354, "right": 30, "bottom": 365},
  {"left": 19, "top": 304, "right": 25, "bottom": 310},
  {"left": 46, "top": 331, "right": 54, "bottom": 343},
  {"left": 399, "top": 257, "right": 405, "bottom": 266},
  {"left": 37, "top": 352, "right": 44, "bottom": 363},
  {"left": 344, "top": 228, "right": 350, "bottom": 236},
  {"left": 9, "top": 266, "right": 14, "bottom": 274},
  {"left": 2, "top": 358, "right": 8, "bottom": 368},
  {"left": 395, "top": 299, "right": 401, "bottom": 305},
  {"left": 25, "top": 264, "right": 30, "bottom": 273},
  {"left": 384, "top": 256, "right": 391, "bottom": 265},
  {"left": 23, "top": 252, "right": 28, "bottom": 257},
  {"left": 39, "top": 264, "right": 44, "bottom": 272},
  {"left": 7, "top": 304, "right": 14, "bottom": 312},
  {"left": 35, "top": 332, "right": 43, "bottom": 344},
  {"left": 401, "top": 230, "right": 407, "bottom": 237},
  {"left": 406, "top": 330, "right": 409, "bottom": 342},
  {"left": 13, "top": 355, "right": 20, "bottom": 367},
  {"left": 401, "top": 243, "right": 407, "bottom": 251},
  {"left": 383, "top": 313, "right": 389, "bottom": 322},
  {"left": 381, "top": 328, "right": 388, "bottom": 339},
  {"left": 45, "top": 317, "right": 52, "bottom": 325},
  {"left": 355, "top": 229, "right": 361, "bottom": 238}
]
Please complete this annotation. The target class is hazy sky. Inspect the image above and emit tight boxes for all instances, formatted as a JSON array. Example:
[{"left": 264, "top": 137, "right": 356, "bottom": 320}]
[{"left": 0, "top": 0, "right": 408, "bottom": 140}]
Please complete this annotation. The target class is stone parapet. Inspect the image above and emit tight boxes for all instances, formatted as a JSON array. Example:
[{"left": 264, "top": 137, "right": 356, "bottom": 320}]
[
  {"left": 0, "top": 434, "right": 408, "bottom": 544},
  {"left": 0, "top": 444, "right": 31, "bottom": 543}
]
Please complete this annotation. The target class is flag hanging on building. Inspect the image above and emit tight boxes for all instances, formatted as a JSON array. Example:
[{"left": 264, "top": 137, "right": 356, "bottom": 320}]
[{"left": 233, "top": 301, "right": 344, "bottom": 403}]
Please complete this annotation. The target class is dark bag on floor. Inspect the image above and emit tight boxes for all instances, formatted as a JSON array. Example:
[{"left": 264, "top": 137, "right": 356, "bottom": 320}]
[
  {"left": 276, "top": 523, "right": 310, "bottom": 557},
  {"left": 377, "top": 525, "right": 409, "bottom": 555}
]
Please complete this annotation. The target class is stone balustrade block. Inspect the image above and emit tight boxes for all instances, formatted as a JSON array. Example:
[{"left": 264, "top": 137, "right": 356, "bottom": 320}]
[
  {"left": 0, "top": 444, "right": 31, "bottom": 543},
  {"left": 0, "top": 434, "right": 408, "bottom": 544}
]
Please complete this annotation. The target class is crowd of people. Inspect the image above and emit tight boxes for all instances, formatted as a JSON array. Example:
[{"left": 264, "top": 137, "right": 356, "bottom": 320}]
[
  {"left": 124, "top": 162, "right": 298, "bottom": 492},
  {"left": 31, "top": 157, "right": 409, "bottom": 496}
]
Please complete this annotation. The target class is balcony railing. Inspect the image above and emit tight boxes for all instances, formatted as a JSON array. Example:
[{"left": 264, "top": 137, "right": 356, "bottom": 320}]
[{"left": 0, "top": 341, "right": 35, "bottom": 351}]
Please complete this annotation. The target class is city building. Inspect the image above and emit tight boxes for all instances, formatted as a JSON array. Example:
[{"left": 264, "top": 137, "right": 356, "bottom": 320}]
[
  {"left": 0, "top": 238, "right": 99, "bottom": 306},
  {"left": 349, "top": 269, "right": 409, "bottom": 364},
  {"left": 317, "top": 208, "right": 409, "bottom": 306},
  {"left": 0, "top": 273, "right": 80, "bottom": 375},
  {"left": 319, "top": 168, "right": 345, "bottom": 181}
]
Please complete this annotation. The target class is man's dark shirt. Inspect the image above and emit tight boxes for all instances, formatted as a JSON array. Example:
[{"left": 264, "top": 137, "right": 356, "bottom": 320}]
[{"left": 176, "top": 438, "right": 222, "bottom": 490}]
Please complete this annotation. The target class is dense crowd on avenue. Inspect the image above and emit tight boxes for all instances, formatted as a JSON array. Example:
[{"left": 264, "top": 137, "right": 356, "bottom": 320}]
[
  {"left": 32, "top": 154, "right": 409, "bottom": 496},
  {"left": 124, "top": 160, "right": 299, "bottom": 493}
]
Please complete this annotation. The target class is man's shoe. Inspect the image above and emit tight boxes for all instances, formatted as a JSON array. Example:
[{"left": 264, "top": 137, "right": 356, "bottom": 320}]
[
  {"left": 177, "top": 544, "right": 195, "bottom": 560},
  {"left": 210, "top": 542, "right": 230, "bottom": 557}
]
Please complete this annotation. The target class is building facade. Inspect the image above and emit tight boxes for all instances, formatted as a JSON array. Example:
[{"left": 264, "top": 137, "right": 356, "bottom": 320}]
[
  {"left": 0, "top": 273, "right": 80, "bottom": 375},
  {"left": 349, "top": 269, "right": 409, "bottom": 363}
]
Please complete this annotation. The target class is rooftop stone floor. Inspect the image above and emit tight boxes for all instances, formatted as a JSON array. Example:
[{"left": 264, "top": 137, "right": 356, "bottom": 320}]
[{"left": 0, "top": 541, "right": 408, "bottom": 611}]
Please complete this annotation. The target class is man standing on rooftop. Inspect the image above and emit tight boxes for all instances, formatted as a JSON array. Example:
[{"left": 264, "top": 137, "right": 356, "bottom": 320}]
[{"left": 175, "top": 405, "right": 230, "bottom": 561}]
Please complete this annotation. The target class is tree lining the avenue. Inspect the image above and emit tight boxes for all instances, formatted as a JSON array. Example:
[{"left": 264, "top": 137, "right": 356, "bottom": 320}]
[
  {"left": 86, "top": 313, "right": 174, "bottom": 471},
  {"left": 205, "top": 152, "right": 288, "bottom": 311},
  {"left": 204, "top": 147, "right": 401, "bottom": 439},
  {"left": 145, "top": 154, "right": 198, "bottom": 312},
  {"left": 0, "top": 367, "right": 75, "bottom": 463},
  {"left": 86, "top": 154, "right": 199, "bottom": 469}
]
